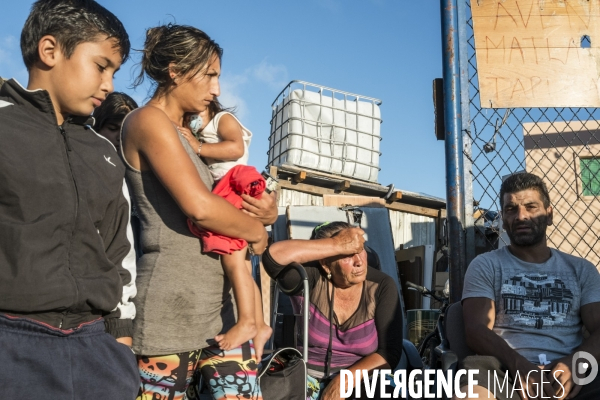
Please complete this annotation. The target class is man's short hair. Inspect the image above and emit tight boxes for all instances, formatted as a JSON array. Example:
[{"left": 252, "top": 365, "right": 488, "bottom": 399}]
[
  {"left": 500, "top": 172, "right": 551, "bottom": 209},
  {"left": 20, "top": 0, "right": 130, "bottom": 70}
]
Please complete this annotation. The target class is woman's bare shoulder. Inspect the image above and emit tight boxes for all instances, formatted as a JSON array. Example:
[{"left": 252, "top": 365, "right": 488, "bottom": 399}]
[{"left": 123, "top": 106, "right": 175, "bottom": 138}]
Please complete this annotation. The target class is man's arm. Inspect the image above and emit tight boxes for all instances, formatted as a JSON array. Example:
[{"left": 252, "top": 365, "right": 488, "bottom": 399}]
[
  {"left": 547, "top": 302, "right": 600, "bottom": 400},
  {"left": 464, "top": 298, "right": 513, "bottom": 366},
  {"left": 463, "top": 298, "right": 555, "bottom": 399},
  {"left": 578, "top": 302, "right": 600, "bottom": 362}
]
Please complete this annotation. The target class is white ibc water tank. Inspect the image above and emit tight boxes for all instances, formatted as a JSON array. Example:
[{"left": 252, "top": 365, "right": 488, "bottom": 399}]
[{"left": 268, "top": 81, "right": 382, "bottom": 183}]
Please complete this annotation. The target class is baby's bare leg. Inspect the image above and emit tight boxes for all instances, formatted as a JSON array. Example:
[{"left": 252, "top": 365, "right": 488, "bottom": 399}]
[
  {"left": 215, "top": 248, "right": 257, "bottom": 351},
  {"left": 246, "top": 257, "right": 272, "bottom": 361}
]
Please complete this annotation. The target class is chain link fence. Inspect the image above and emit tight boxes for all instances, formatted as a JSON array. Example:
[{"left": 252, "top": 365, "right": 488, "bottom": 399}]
[{"left": 462, "top": 1, "right": 600, "bottom": 268}]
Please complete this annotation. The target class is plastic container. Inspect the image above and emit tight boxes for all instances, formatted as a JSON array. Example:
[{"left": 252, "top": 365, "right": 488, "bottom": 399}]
[{"left": 268, "top": 81, "right": 382, "bottom": 183}]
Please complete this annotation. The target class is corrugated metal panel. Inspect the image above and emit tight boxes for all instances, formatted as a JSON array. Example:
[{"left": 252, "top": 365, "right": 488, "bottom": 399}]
[
  {"left": 277, "top": 188, "right": 436, "bottom": 250},
  {"left": 278, "top": 189, "right": 323, "bottom": 207},
  {"left": 388, "top": 210, "right": 436, "bottom": 250}
]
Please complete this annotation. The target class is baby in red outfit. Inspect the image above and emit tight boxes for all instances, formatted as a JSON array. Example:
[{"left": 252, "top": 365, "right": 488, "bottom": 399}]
[{"left": 180, "top": 100, "right": 272, "bottom": 361}]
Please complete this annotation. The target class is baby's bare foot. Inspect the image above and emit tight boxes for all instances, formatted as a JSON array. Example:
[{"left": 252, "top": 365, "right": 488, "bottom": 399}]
[
  {"left": 253, "top": 324, "right": 273, "bottom": 361},
  {"left": 215, "top": 320, "right": 257, "bottom": 351}
]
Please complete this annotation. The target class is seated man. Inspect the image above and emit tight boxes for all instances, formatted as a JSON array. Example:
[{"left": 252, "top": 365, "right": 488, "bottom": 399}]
[{"left": 458, "top": 172, "right": 600, "bottom": 400}]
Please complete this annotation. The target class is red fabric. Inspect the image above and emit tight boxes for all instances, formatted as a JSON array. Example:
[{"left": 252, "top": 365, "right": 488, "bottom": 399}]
[{"left": 188, "top": 165, "right": 265, "bottom": 255}]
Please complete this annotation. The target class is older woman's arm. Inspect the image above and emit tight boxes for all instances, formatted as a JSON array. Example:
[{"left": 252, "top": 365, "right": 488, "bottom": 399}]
[
  {"left": 262, "top": 227, "right": 365, "bottom": 292},
  {"left": 265, "top": 227, "right": 365, "bottom": 270},
  {"left": 262, "top": 246, "right": 320, "bottom": 292}
]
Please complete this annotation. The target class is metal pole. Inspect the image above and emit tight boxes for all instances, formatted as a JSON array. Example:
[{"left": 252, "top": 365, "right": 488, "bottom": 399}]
[
  {"left": 457, "top": 0, "right": 476, "bottom": 268},
  {"left": 441, "top": 0, "right": 466, "bottom": 303},
  {"left": 302, "top": 279, "right": 309, "bottom": 363}
]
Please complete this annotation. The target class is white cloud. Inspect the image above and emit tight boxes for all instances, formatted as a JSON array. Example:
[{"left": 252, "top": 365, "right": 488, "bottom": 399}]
[
  {"left": 216, "top": 60, "right": 288, "bottom": 119},
  {"left": 0, "top": 47, "right": 9, "bottom": 66},
  {"left": 250, "top": 60, "right": 288, "bottom": 89},
  {"left": 222, "top": 73, "right": 248, "bottom": 88},
  {"left": 219, "top": 75, "right": 249, "bottom": 119},
  {"left": 2, "top": 35, "right": 17, "bottom": 48}
]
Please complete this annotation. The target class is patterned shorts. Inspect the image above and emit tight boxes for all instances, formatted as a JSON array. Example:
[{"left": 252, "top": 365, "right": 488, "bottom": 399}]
[{"left": 137, "top": 341, "right": 262, "bottom": 400}]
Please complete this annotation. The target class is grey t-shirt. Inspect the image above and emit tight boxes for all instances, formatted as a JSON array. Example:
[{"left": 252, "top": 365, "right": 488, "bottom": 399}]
[{"left": 462, "top": 246, "right": 600, "bottom": 363}]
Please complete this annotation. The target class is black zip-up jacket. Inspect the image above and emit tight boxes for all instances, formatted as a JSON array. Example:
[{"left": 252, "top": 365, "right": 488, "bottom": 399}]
[{"left": 0, "top": 79, "right": 136, "bottom": 337}]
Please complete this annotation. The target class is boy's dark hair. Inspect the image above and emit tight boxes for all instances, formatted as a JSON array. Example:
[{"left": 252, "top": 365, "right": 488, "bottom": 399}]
[
  {"left": 92, "top": 92, "right": 138, "bottom": 131},
  {"left": 20, "top": 0, "right": 130, "bottom": 70},
  {"left": 500, "top": 172, "right": 551, "bottom": 209},
  {"left": 134, "top": 24, "right": 223, "bottom": 98}
]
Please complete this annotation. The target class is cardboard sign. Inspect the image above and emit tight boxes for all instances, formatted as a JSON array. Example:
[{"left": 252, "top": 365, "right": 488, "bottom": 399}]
[{"left": 471, "top": 0, "right": 600, "bottom": 108}]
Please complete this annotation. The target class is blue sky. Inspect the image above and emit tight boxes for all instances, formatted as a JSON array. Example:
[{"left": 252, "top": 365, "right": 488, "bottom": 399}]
[{"left": 0, "top": 1, "right": 446, "bottom": 199}]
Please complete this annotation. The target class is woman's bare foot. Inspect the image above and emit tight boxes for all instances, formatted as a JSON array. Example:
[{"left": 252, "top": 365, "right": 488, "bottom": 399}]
[
  {"left": 215, "top": 320, "right": 257, "bottom": 351},
  {"left": 253, "top": 324, "right": 273, "bottom": 361}
]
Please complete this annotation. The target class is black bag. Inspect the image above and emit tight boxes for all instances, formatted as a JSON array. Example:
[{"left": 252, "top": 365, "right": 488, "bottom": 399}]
[{"left": 258, "top": 347, "right": 307, "bottom": 400}]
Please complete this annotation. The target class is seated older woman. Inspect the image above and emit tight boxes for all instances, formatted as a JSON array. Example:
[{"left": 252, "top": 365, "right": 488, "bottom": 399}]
[{"left": 262, "top": 221, "right": 403, "bottom": 400}]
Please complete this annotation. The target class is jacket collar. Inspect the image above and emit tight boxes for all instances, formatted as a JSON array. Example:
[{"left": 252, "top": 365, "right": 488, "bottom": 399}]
[{"left": 0, "top": 78, "right": 93, "bottom": 126}]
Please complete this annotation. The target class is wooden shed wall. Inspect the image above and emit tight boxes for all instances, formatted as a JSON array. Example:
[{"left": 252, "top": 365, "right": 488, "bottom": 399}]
[{"left": 278, "top": 188, "right": 436, "bottom": 250}]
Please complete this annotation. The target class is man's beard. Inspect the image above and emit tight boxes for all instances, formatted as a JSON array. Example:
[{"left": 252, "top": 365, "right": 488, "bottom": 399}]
[{"left": 505, "top": 215, "right": 549, "bottom": 246}]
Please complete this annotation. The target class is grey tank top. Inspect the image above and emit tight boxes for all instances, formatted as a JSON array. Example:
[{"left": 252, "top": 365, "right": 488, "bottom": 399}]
[{"left": 123, "top": 125, "right": 235, "bottom": 355}]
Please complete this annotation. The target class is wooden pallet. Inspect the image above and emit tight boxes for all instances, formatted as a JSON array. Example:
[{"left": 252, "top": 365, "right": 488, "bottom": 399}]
[
  {"left": 270, "top": 163, "right": 393, "bottom": 196},
  {"left": 270, "top": 164, "right": 446, "bottom": 218}
]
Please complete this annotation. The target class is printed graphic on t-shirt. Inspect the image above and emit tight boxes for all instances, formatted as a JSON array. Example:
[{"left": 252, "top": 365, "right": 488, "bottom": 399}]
[{"left": 501, "top": 273, "right": 574, "bottom": 329}]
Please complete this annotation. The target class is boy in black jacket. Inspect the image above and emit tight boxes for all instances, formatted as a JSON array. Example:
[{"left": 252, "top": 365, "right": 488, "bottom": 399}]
[{"left": 0, "top": 1, "right": 138, "bottom": 398}]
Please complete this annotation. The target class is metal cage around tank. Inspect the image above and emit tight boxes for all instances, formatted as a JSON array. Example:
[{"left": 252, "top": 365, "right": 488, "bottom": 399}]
[{"left": 268, "top": 80, "right": 383, "bottom": 183}]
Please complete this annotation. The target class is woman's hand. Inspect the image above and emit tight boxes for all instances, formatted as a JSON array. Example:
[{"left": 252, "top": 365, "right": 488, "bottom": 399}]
[
  {"left": 177, "top": 125, "right": 202, "bottom": 155},
  {"left": 241, "top": 191, "right": 278, "bottom": 225},
  {"left": 332, "top": 227, "right": 365, "bottom": 256}
]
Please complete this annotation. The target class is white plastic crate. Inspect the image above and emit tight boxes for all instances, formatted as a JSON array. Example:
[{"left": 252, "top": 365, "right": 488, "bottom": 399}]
[{"left": 268, "top": 81, "right": 382, "bottom": 182}]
